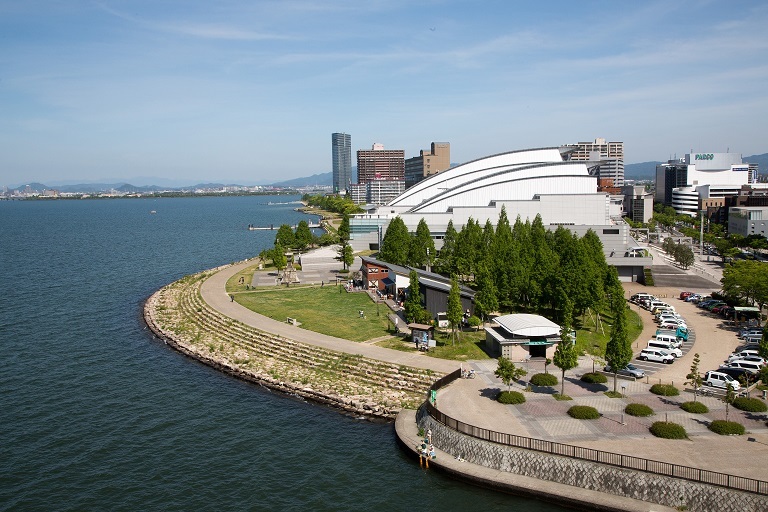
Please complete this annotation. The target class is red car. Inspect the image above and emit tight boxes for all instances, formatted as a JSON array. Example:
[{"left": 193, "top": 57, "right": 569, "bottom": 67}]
[{"left": 679, "top": 291, "right": 693, "bottom": 300}]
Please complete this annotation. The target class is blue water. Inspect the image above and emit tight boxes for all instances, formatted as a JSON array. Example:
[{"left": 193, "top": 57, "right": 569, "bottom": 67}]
[{"left": 0, "top": 196, "right": 565, "bottom": 511}]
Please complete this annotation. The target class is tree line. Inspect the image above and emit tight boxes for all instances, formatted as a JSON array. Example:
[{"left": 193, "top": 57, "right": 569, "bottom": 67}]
[{"left": 379, "top": 207, "right": 621, "bottom": 323}]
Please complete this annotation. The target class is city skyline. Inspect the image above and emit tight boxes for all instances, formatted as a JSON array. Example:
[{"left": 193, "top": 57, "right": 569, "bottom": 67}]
[{"left": 2, "top": 1, "right": 767, "bottom": 186}]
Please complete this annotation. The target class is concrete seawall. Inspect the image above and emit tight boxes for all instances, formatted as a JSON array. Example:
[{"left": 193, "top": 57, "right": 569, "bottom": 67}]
[
  {"left": 394, "top": 406, "right": 768, "bottom": 512},
  {"left": 142, "top": 264, "right": 441, "bottom": 420}
]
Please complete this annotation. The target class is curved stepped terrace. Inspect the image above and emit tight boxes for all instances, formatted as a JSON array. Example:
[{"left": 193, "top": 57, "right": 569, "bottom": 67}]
[{"left": 144, "top": 268, "right": 440, "bottom": 418}]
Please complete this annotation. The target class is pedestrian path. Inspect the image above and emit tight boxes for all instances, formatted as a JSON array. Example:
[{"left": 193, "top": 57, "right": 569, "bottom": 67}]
[{"left": 199, "top": 258, "right": 458, "bottom": 374}]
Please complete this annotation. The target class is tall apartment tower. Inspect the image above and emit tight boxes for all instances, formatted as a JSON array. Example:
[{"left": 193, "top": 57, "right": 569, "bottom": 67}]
[
  {"left": 404, "top": 142, "right": 450, "bottom": 188},
  {"left": 565, "top": 138, "right": 624, "bottom": 187},
  {"left": 331, "top": 133, "right": 352, "bottom": 194},
  {"left": 356, "top": 143, "right": 405, "bottom": 183}
]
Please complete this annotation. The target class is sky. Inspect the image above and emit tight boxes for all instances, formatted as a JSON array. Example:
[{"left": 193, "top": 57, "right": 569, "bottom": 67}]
[{"left": 2, "top": 0, "right": 767, "bottom": 187}]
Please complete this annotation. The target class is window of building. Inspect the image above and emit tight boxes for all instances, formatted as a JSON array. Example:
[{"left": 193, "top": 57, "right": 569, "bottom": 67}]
[{"left": 603, "top": 229, "right": 620, "bottom": 235}]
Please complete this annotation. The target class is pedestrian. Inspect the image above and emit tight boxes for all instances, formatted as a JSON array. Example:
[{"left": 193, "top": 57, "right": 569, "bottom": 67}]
[
  {"left": 427, "top": 429, "right": 432, "bottom": 444},
  {"left": 229, "top": 294, "right": 234, "bottom": 302}
]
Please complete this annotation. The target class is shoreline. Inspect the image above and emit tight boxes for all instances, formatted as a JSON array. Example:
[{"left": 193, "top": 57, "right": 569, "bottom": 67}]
[{"left": 142, "top": 260, "right": 443, "bottom": 420}]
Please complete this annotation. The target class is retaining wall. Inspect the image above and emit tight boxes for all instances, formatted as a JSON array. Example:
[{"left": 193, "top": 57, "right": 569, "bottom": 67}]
[{"left": 416, "top": 408, "right": 768, "bottom": 512}]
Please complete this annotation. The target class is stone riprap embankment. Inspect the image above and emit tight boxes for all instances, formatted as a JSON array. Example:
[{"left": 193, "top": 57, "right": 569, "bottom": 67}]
[{"left": 143, "top": 268, "right": 441, "bottom": 419}]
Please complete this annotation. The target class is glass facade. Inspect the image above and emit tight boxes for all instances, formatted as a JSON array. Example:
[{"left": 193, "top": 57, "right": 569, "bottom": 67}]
[{"left": 332, "top": 133, "right": 352, "bottom": 194}]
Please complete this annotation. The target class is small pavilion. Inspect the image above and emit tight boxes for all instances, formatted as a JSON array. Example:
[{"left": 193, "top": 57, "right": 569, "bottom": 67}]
[{"left": 485, "top": 314, "right": 562, "bottom": 358}]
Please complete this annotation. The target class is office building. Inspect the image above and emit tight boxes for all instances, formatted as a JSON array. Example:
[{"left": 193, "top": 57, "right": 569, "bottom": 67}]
[
  {"left": 655, "top": 152, "right": 756, "bottom": 216},
  {"left": 564, "top": 138, "right": 624, "bottom": 188},
  {"left": 349, "top": 179, "right": 405, "bottom": 205},
  {"left": 331, "top": 133, "right": 352, "bottom": 194},
  {"left": 622, "top": 185, "right": 654, "bottom": 223},
  {"left": 404, "top": 142, "right": 451, "bottom": 189},
  {"left": 356, "top": 143, "right": 405, "bottom": 183}
]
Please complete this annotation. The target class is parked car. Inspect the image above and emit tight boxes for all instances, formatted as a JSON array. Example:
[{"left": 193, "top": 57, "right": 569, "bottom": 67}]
[
  {"left": 679, "top": 291, "right": 693, "bottom": 300},
  {"left": 716, "top": 367, "right": 754, "bottom": 383},
  {"left": 720, "top": 359, "right": 763, "bottom": 374},
  {"left": 739, "top": 328, "right": 763, "bottom": 339},
  {"left": 726, "top": 355, "right": 766, "bottom": 366},
  {"left": 646, "top": 340, "right": 683, "bottom": 358},
  {"left": 604, "top": 364, "right": 646, "bottom": 378},
  {"left": 685, "top": 293, "right": 702, "bottom": 302},
  {"left": 704, "top": 301, "right": 726, "bottom": 311},
  {"left": 631, "top": 293, "right": 655, "bottom": 304},
  {"left": 704, "top": 371, "right": 742, "bottom": 390},
  {"left": 726, "top": 350, "right": 762, "bottom": 363},
  {"left": 659, "top": 321, "right": 687, "bottom": 331},
  {"left": 710, "top": 304, "right": 729, "bottom": 314},
  {"left": 638, "top": 349, "right": 674, "bottom": 364}
]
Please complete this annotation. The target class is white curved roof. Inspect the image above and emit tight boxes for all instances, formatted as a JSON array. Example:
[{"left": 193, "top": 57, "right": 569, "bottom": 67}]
[
  {"left": 494, "top": 314, "right": 561, "bottom": 337},
  {"left": 389, "top": 147, "right": 566, "bottom": 208},
  {"left": 410, "top": 163, "right": 594, "bottom": 213}
]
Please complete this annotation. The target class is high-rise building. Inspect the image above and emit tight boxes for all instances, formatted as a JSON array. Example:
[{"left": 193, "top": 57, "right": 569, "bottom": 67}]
[
  {"left": 404, "top": 142, "right": 451, "bottom": 189},
  {"left": 564, "top": 138, "right": 624, "bottom": 188},
  {"left": 332, "top": 133, "right": 352, "bottom": 194},
  {"left": 356, "top": 143, "right": 405, "bottom": 183}
]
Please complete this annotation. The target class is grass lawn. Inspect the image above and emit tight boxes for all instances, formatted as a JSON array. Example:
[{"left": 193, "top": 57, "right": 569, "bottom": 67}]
[
  {"left": 375, "top": 328, "right": 491, "bottom": 360},
  {"left": 575, "top": 307, "right": 642, "bottom": 356},
  {"left": 226, "top": 264, "right": 263, "bottom": 293},
  {"left": 234, "top": 285, "right": 390, "bottom": 342}
]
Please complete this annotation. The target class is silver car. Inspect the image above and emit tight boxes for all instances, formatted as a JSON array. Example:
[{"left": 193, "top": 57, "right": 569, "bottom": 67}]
[{"left": 604, "top": 363, "right": 646, "bottom": 378}]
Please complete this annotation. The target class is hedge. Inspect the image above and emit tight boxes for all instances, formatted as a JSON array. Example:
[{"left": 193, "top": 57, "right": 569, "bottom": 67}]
[
  {"left": 732, "top": 397, "right": 768, "bottom": 412},
  {"left": 568, "top": 405, "right": 600, "bottom": 419},
  {"left": 680, "top": 401, "right": 709, "bottom": 414},
  {"left": 708, "top": 420, "right": 745, "bottom": 436},
  {"left": 530, "top": 373, "right": 558, "bottom": 387},
  {"left": 649, "top": 421, "right": 687, "bottom": 439},
  {"left": 625, "top": 403, "right": 654, "bottom": 417},
  {"left": 498, "top": 391, "right": 526, "bottom": 405},
  {"left": 580, "top": 372, "right": 608, "bottom": 384},
  {"left": 650, "top": 384, "right": 679, "bottom": 396}
]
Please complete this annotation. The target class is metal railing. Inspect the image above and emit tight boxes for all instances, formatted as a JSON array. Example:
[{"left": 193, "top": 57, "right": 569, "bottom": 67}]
[{"left": 424, "top": 370, "right": 768, "bottom": 495}]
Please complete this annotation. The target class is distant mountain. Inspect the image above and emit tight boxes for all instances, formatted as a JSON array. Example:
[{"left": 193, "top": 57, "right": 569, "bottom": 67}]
[
  {"left": 624, "top": 161, "right": 662, "bottom": 180},
  {"left": 745, "top": 153, "right": 768, "bottom": 170},
  {"left": 270, "top": 173, "right": 332, "bottom": 188}
]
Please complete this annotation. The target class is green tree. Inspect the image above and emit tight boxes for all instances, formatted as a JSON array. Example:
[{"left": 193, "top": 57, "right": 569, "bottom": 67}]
[
  {"left": 437, "top": 219, "right": 458, "bottom": 275},
  {"left": 673, "top": 243, "right": 695, "bottom": 270},
  {"left": 724, "top": 383, "right": 736, "bottom": 422},
  {"left": 404, "top": 270, "right": 423, "bottom": 323},
  {"left": 686, "top": 353, "right": 703, "bottom": 402},
  {"left": 379, "top": 216, "right": 411, "bottom": 266},
  {"left": 410, "top": 218, "right": 436, "bottom": 269},
  {"left": 455, "top": 217, "right": 482, "bottom": 280},
  {"left": 552, "top": 303, "right": 578, "bottom": 396},
  {"left": 604, "top": 271, "right": 632, "bottom": 393},
  {"left": 447, "top": 275, "right": 463, "bottom": 345},
  {"left": 275, "top": 224, "right": 295, "bottom": 249},
  {"left": 337, "top": 214, "right": 350, "bottom": 244},
  {"left": 294, "top": 220, "right": 314, "bottom": 251},
  {"left": 270, "top": 244, "right": 287, "bottom": 271},
  {"left": 473, "top": 263, "right": 499, "bottom": 322},
  {"left": 759, "top": 325, "right": 768, "bottom": 360},
  {"left": 337, "top": 243, "right": 354, "bottom": 270},
  {"left": 494, "top": 356, "right": 527, "bottom": 391}
]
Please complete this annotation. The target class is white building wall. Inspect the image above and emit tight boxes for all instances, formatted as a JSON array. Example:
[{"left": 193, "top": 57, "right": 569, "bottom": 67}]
[{"left": 389, "top": 148, "right": 565, "bottom": 207}]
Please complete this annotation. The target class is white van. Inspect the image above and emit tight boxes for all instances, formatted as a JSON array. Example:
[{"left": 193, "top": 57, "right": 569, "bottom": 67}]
[
  {"left": 722, "top": 359, "right": 763, "bottom": 374},
  {"left": 704, "top": 371, "right": 742, "bottom": 390},
  {"left": 654, "top": 333, "right": 682, "bottom": 348},
  {"left": 646, "top": 339, "right": 683, "bottom": 358}
]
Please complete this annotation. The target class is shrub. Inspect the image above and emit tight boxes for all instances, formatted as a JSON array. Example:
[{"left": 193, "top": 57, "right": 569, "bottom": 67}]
[
  {"left": 530, "top": 373, "right": 558, "bottom": 387},
  {"left": 604, "top": 391, "right": 623, "bottom": 398},
  {"left": 552, "top": 393, "right": 572, "bottom": 401},
  {"left": 650, "top": 384, "right": 679, "bottom": 396},
  {"left": 625, "top": 403, "right": 654, "bottom": 417},
  {"left": 708, "top": 420, "right": 745, "bottom": 436},
  {"left": 568, "top": 405, "right": 600, "bottom": 419},
  {"left": 732, "top": 397, "right": 768, "bottom": 412},
  {"left": 649, "top": 421, "right": 687, "bottom": 439},
  {"left": 497, "top": 391, "right": 526, "bottom": 405},
  {"left": 680, "top": 401, "right": 709, "bottom": 414},
  {"left": 581, "top": 372, "right": 608, "bottom": 384}
]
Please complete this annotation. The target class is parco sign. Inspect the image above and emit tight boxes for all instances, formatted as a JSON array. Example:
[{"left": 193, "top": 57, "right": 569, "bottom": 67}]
[{"left": 695, "top": 154, "right": 714, "bottom": 160}]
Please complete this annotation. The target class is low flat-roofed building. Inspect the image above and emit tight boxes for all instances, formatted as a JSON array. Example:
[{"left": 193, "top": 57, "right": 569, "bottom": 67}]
[{"left": 485, "top": 313, "right": 562, "bottom": 358}]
